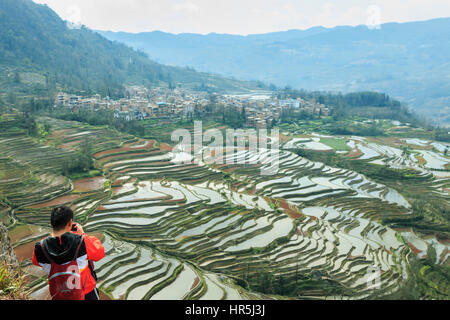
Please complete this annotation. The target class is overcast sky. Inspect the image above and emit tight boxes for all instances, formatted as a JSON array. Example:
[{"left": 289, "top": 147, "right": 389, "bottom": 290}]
[{"left": 33, "top": 0, "right": 450, "bottom": 35}]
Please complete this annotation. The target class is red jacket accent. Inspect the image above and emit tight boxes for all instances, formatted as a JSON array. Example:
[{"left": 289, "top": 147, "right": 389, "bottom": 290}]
[{"left": 32, "top": 231, "right": 105, "bottom": 296}]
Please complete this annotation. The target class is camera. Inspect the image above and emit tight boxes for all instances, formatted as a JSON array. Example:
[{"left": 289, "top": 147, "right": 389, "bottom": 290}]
[{"left": 71, "top": 223, "right": 78, "bottom": 232}]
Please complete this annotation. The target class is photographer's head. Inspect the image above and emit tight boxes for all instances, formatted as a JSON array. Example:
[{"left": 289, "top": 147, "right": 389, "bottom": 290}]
[{"left": 50, "top": 206, "right": 74, "bottom": 231}]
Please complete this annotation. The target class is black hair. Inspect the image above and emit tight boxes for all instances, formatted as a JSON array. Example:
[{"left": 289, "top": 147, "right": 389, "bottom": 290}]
[{"left": 50, "top": 206, "right": 73, "bottom": 231}]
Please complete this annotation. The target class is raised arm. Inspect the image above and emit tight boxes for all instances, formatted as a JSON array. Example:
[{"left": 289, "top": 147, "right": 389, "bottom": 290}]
[{"left": 84, "top": 235, "right": 105, "bottom": 262}]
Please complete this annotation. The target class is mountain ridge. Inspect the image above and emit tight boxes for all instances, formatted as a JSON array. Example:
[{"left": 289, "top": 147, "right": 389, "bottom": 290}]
[
  {"left": 98, "top": 17, "right": 450, "bottom": 125},
  {"left": 0, "top": 0, "right": 262, "bottom": 98}
]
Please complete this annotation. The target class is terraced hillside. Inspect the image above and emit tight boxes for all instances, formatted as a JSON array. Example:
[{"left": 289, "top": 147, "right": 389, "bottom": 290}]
[{"left": 1, "top": 116, "right": 448, "bottom": 299}]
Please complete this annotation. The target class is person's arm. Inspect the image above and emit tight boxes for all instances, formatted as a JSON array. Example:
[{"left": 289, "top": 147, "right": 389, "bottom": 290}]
[
  {"left": 84, "top": 235, "right": 105, "bottom": 262},
  {"left": 70, "top": 223, "right": 104, "bottom": 261},
  {"left": 32, "top": 244, "right": 40, "bottom": 266}
]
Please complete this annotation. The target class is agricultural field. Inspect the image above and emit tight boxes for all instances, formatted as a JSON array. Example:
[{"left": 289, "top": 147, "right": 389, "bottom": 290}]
[{"left": 1, "top": 115, "right": 449, "bottom": 300}]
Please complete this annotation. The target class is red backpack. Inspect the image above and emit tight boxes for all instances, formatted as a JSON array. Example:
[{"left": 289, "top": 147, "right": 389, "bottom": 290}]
[{"left": 40, "top": 235, "right": 86, "bottom": 300}]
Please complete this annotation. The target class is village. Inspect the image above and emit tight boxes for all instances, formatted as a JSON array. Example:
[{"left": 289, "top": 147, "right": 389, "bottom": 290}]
[{"left": 54, "top": 86, "right": 330, "bottom": 128}]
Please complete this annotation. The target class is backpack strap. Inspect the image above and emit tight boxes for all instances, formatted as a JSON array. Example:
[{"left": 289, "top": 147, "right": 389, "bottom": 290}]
[
  {"left": 75, "top": 234, "right": 87, "bottom": 290},
  {"left": 40, "top": 238, "right": 54, "bottom": 264},
  {"left": 73, "top": 234, "right": 85, "bottom": 261}
]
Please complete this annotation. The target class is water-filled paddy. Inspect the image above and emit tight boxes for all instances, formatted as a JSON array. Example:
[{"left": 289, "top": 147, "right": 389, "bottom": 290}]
[{"left": 6, "top": 120, "right": 448, "bottom": 300}]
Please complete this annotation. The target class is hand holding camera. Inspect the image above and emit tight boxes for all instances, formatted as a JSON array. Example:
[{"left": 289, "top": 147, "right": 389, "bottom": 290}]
[{"left": 71, "top": 222, "right": 84, "bottom": 234}]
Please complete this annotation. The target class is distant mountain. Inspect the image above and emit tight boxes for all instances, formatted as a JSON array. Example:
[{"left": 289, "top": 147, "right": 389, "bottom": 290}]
[
  {"left": 98, "top": 18, "right": 450, "bottom": 125},
  {"left": 0, "top": 0, "right": 260, "bottom": 98}
]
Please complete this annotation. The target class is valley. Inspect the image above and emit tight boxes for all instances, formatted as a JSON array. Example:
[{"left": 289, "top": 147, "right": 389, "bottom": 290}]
[
  {"left": 1, "top": 114, "right": 448, "bottom": 300},
  {"left": 0, "top": 0, "right": 449, "bottom": 302}
]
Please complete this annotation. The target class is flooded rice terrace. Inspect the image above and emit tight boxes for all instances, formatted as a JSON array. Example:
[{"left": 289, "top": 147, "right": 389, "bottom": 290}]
[{"left": 1, "top": 119, "right": 449, "bottom": 300}]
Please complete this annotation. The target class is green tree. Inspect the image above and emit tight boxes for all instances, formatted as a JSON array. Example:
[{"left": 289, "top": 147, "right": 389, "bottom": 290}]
[
  {"left": 13, "top": 71, "right": 20, "bottom": 83},
  {"left": 426, "top": 245, "right": 437, "bottom": 265},
  {"left": 401, "top": 146, "right": 411, "bottom": 158},
  {"left": 7, "top": 92, "right": 16, "bottom": 105},
  {"left": 0, "top": 97, "right": 5, "bottom": 115},
  {"left": 78, "top": 137, "right": 94, "bottom": 171}
]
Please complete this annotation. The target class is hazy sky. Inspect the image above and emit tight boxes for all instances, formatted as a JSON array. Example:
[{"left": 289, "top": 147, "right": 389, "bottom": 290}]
[{"left": 33, "top": 0, "right": 450, "bottom": 34}]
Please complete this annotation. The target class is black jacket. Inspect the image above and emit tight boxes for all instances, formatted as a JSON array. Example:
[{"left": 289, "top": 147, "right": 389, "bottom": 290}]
[{"left": 33, "top": 232, "right": 86, "bottom": 264}]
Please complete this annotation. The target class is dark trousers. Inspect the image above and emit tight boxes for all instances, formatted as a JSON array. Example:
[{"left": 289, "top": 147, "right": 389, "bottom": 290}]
[{"left": 85, "top": 287, "right": 100, "bottom": 300}]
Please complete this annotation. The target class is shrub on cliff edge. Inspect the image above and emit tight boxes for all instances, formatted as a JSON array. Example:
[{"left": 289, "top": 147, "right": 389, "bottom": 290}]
[{"left": 0, "top": 259, "right": 30, "bottom": 300}]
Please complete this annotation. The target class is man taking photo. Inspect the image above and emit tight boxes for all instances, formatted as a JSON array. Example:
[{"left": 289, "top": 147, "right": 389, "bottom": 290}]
[{"left": 32, "top": 206, "right": 105, "bottom": 300}]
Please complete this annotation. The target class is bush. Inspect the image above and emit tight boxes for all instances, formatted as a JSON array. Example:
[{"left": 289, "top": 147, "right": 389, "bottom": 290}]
[
  {"left": 61, "top": 138, "right": 95, "bottom": 176},
  {"left": 0, "top": 261, "right": 29, "bottom": 300}
]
